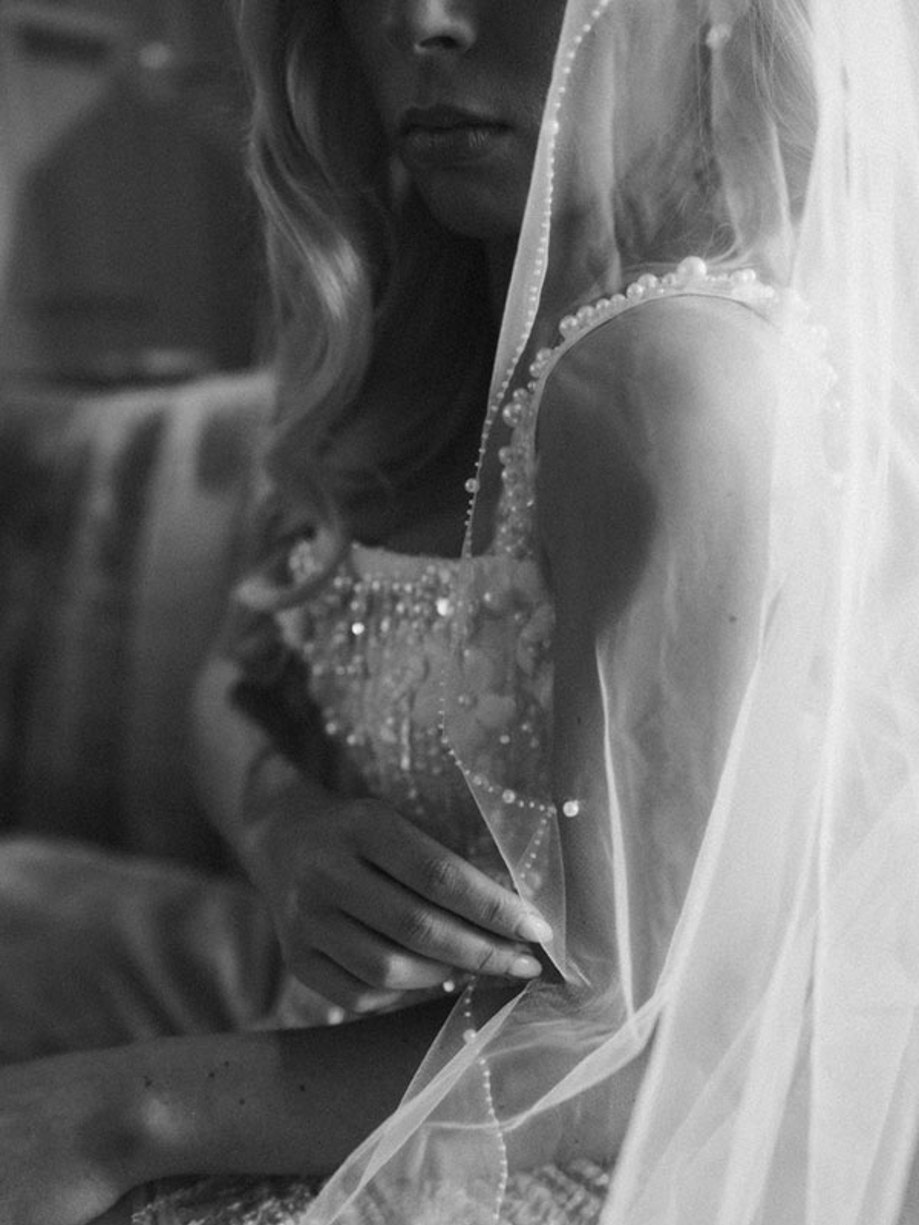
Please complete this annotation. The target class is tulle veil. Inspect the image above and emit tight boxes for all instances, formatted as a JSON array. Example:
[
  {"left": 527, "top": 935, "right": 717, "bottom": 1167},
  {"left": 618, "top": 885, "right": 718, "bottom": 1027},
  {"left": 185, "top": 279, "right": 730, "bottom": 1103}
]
[{"left": 300, "top": 0, "right": 919, "bottom": 1221}]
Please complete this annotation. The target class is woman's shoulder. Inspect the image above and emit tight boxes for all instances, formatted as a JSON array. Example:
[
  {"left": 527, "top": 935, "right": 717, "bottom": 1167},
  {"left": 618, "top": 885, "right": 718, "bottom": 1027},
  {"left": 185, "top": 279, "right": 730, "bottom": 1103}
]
[
  {"left": 549, "top": 284, "right": 782, "bottom": 411},
  {"left": 536, "top": 274, "right": 793, "bottom": 471},
  {"left": 534, "top": 275, "right": 791, "bottom": 574}
]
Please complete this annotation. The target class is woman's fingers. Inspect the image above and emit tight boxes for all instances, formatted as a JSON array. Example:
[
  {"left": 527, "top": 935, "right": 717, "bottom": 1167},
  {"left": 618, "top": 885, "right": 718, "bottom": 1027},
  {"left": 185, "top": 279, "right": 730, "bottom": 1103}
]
[
  {"left": 258, "top": 797, "right": 552, "bottom": 999},
  {"left": 364, "top": 816, "right": 552, "bottom": 946},
  {"left": 285, "top": 948, "right": 417, "bottom": 1014},
  {"left": 271, "top": 853, "right": 462, "bottom": 1001},
  {"left": 328, "top": 868, "right": 545, "bottom": 983},
  {"left": 315, "top": 916, "right": 458, "bottom": 993}
]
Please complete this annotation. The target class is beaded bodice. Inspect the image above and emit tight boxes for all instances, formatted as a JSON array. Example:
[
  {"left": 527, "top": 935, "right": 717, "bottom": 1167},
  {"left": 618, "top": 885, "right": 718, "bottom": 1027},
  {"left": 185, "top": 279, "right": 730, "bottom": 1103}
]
[{"left": 274, "top": 422, "right": 554, "bottom": 876}]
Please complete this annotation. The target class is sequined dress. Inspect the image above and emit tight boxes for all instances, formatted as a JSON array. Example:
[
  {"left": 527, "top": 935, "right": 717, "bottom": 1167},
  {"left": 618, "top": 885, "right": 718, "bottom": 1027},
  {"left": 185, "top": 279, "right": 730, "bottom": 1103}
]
[
  {"left": 135, "top": 362, "right": 609, "bottom": 1225},
  {"left": 135, "top": 264, "right": 794, "bottom": 1225}
]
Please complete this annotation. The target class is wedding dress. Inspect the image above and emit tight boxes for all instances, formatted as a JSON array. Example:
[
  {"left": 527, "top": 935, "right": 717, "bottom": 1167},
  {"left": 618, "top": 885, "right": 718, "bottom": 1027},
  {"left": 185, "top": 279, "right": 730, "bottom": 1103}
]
[{"left": 140, "top": 0, "right": 919, "bottom": 1219}]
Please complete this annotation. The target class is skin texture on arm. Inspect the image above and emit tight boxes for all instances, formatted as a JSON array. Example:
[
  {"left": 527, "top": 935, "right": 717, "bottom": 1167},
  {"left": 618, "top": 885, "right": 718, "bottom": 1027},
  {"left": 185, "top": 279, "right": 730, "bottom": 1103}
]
[
  {"left": 0, "top": 999, "right": 465, "bottom": 1225},
  {"left": 536, "top": 294, "right": 778, "bottom": 1002}
]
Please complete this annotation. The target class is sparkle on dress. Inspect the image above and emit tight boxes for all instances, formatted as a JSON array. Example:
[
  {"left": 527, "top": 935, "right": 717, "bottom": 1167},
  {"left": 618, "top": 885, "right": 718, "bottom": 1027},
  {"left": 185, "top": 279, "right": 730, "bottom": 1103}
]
[
  {"left": 272, "top": 260, "right": 825, "bottom": 879},
  {"left": 276, "top": 539, "right": 555, "bottom": 879}
]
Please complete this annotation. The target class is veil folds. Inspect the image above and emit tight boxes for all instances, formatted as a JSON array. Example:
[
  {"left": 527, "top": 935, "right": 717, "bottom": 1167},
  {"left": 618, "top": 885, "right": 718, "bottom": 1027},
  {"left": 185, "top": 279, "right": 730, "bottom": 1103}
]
[{"left": 306, "top": 1, "right": 919, "bottom": 1222}]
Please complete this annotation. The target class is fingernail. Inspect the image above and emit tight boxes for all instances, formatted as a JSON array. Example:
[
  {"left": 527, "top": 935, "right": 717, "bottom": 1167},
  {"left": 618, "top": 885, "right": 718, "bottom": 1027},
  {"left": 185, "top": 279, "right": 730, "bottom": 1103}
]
[
  {"left": 509, "top": 954, "right": 543, "bottom": 979},
  {"left": 516, "top": 913, "right": 553, "bottom": 943}
]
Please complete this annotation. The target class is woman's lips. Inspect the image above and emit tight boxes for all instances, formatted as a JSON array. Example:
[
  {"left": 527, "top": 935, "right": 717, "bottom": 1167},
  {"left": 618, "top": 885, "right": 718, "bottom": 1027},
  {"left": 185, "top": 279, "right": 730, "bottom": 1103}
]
[{"left": 397, "top": 106, "right": 510, "bottom": 167}]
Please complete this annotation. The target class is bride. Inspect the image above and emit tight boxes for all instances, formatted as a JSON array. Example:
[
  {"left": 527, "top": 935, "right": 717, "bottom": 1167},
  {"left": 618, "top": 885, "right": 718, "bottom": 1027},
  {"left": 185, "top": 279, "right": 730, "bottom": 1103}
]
[{"left": 2, "top": 1, "right": 919, "bottom": 1223}]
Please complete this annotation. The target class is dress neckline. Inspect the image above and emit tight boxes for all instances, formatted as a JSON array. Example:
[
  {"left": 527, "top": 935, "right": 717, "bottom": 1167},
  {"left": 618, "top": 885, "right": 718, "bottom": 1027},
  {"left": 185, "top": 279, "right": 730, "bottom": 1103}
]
[{"left": 349, "top": 540, "right": 460, "bottom": 581}]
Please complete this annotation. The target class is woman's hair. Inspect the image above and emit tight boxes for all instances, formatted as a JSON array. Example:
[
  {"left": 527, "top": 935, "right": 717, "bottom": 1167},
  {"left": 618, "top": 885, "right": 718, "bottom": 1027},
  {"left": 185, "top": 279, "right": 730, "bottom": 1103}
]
[
  {"left": 709, "top": 0, "right": 816, "bottom": 273},
  {"left": 611, "top": 0, "right": 816, "bottom": 279},
  {"left": 233, "top": 0, "right": 494, "bottom": 590}
]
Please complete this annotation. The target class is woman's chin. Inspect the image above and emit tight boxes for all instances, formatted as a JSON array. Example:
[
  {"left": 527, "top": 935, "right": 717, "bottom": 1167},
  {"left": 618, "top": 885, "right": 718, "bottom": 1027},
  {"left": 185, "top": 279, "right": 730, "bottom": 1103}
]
[{"left": 415, "top": 176, "right": 528, "bottom": 243}]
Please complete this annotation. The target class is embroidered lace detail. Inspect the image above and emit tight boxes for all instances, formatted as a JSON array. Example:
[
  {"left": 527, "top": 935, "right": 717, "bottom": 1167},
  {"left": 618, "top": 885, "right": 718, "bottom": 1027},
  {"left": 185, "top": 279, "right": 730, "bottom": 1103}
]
[
  {"left": 327, "top": 1159, "right": 610, "bottom": 1225},
  {"left": 502, "top": 1158, "right": 611, "bottom": 1224},
  {"left": 275, "top": 541, "right": 553, "bottom": 873},
  {"left": 445, "top": 553, "right": 553, "bottom": 810},
  {"left": 277, "top": 547, "right": 482, "bottom": 856},
  {"left": 132, "top": 1160, "right": 611, "bottom": 1225},
  {"left": 132, "top": 1175, "right": 318, "bottom": 1224}
]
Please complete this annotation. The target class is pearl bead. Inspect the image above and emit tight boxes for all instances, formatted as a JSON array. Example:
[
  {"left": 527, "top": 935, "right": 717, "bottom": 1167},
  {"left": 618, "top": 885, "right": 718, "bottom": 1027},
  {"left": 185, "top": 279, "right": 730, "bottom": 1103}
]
[{"left": 678, "top": 256, "right": 708, "bottom": 281}]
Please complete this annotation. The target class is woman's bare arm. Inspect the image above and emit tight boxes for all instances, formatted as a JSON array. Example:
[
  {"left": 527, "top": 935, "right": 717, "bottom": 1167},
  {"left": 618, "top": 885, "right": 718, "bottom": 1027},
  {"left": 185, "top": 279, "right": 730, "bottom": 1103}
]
[
  {"left": 537, "top": 295, "right": 778, "bottom": 994},
  {"left": 2, "top": 998, "right": 463, "bottom": 1225},
  {"left": 129, "top": 1000, "right": 457, "bottom": 1177}
]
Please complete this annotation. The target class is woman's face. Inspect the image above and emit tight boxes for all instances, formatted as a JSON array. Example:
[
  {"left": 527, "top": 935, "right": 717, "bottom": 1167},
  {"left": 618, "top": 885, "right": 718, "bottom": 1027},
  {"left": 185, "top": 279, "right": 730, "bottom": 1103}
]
[{"left": 337, "top": 0, "right": 566, "bottom": 239}]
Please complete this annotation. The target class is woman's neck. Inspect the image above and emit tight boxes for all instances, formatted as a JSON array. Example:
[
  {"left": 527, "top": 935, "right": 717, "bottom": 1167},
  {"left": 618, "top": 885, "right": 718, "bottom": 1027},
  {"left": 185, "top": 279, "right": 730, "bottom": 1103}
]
[{"left": 486, "top": 236, "right": 519, "bottom": 323}]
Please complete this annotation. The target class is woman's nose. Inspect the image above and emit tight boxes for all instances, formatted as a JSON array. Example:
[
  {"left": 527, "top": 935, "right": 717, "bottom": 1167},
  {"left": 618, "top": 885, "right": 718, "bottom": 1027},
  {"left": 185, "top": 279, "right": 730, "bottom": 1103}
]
[{"left": 384, "top": 0, "right": 477, "bottom": 55}]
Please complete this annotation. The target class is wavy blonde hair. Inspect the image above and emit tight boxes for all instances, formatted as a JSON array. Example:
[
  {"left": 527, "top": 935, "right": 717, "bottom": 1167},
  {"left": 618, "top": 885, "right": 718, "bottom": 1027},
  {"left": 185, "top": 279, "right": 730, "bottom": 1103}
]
[
  {"left": 605, "top": 0, "right": 816, "bottom": 280},
  {"left": 233, "top": 0, "right": 494, "bottom": 592}
]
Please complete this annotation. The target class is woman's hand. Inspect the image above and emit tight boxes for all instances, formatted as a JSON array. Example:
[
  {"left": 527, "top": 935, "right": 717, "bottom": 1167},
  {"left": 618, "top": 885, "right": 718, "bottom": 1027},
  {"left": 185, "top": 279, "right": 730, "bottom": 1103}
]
[
  {"left": 0, "top": 1049, "right": 142, "bottom": 1225},
  {"left": 244, "top": 754, "right": 551, "bottom": 1012}
]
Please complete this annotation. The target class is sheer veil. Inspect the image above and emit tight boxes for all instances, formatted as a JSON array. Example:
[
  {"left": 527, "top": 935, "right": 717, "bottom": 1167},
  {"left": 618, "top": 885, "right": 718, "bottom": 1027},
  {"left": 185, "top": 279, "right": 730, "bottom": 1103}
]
[{"left": 304, "top": 1, "right": 919, "bottom": 1222}]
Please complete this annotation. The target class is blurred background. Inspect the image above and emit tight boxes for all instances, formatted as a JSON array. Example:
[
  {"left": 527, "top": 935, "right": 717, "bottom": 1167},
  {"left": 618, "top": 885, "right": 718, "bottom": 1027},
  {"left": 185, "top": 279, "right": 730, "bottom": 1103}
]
[
  {"left": 0, "top": 0, "right": 270, "bottom": 864},
  {"left": 0, "top": 0, "right": 263, "bottom": 387}
]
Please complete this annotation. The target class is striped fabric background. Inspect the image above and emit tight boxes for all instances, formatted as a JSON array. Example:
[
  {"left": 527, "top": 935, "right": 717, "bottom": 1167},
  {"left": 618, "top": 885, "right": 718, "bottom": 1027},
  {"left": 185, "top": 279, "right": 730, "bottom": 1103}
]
[{"left": 0, "top": 371, "right": 271, "bottom": 867}]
